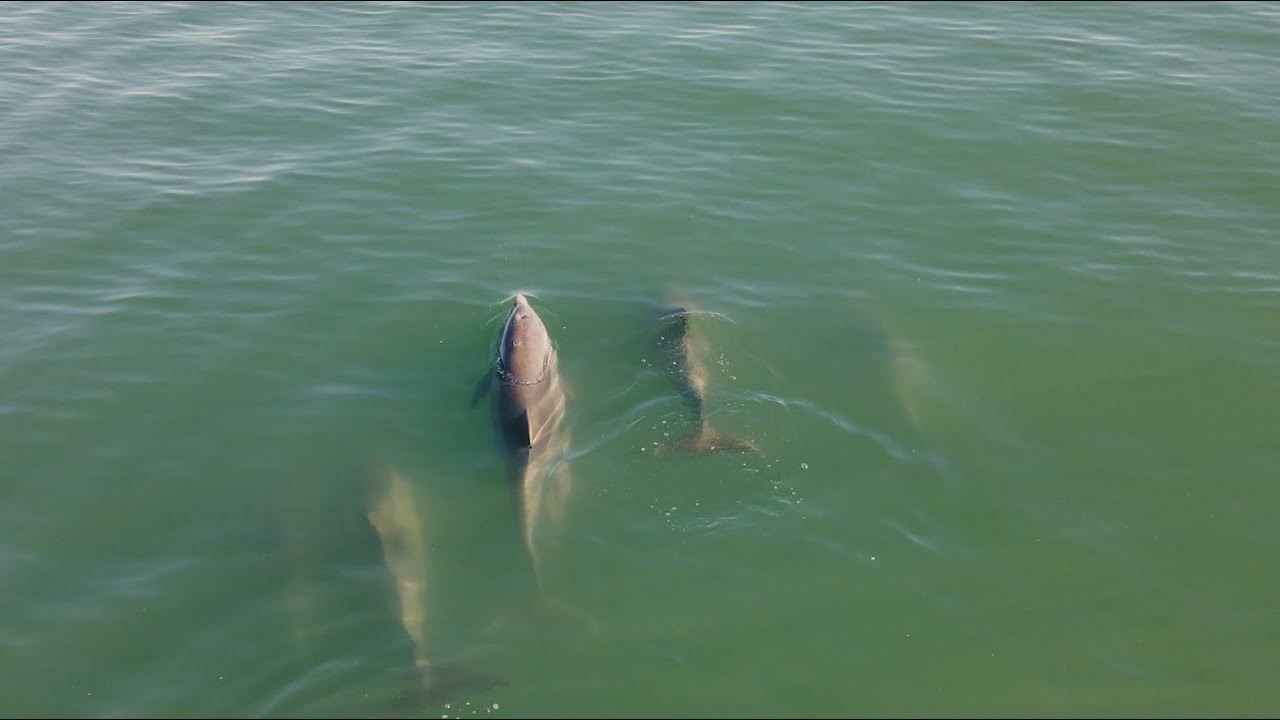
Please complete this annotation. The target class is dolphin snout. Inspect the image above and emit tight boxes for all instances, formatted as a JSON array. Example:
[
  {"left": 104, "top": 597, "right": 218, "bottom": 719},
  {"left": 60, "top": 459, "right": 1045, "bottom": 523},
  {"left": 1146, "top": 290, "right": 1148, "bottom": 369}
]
[{"left": 514, "top": 293, "right": 529, "bottom": 306}]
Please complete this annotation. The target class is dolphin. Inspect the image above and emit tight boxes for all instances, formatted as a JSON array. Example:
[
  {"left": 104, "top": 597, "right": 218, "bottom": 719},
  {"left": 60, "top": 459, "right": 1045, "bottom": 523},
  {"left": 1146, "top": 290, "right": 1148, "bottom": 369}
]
[
  {"left": 367, "top": 469, "right": 432, "bottom": 675},
  {"left": 653, "top": 290, "right": 761, "bottom": 456},
  {"left": 471, "top": 294, "right": 572, "bottom": 586},
  {"left": 367, "top": 466, "right": 506, "bottom": 707}
]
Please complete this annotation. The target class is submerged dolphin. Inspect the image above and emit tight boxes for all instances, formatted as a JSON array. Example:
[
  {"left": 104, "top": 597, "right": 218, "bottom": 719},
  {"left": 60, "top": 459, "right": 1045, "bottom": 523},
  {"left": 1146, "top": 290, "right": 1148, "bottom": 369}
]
[
  {"left": 472, "top": 294, "right": 572, "bottom": 584},
  {"left": 367, "top": 469, "right": 432, "bottom": 674},
  {"left": 367, "top": 467, "right": 506, "bottom": 706},
  {"left": 654, "top": 291, "right": 761, "bottom": 456}
]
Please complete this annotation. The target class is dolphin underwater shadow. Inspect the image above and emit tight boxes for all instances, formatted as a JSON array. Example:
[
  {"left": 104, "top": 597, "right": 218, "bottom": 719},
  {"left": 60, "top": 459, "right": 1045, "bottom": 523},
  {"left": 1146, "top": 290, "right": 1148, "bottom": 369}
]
[{"left": 651, "top": 289, "right": 762, "bottom": 457}]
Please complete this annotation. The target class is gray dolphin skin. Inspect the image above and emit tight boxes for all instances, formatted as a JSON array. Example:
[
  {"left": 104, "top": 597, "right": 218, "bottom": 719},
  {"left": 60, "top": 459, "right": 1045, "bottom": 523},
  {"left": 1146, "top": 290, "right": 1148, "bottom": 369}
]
[
  {"left": 472, "top": 294, "right": 571, "bottom": 582},
  {"left": 654, "top": 291, "right": 761, "bottom": 456}
]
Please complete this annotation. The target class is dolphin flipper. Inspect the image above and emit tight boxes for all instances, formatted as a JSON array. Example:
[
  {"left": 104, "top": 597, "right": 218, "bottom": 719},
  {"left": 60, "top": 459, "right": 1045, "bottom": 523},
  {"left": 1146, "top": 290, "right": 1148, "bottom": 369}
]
[
  {"left": 657, "top": 426, "right": 762, "bottom": 457},
  {"left": 470, "top": 368, "right": 493, "bottom": 408}
]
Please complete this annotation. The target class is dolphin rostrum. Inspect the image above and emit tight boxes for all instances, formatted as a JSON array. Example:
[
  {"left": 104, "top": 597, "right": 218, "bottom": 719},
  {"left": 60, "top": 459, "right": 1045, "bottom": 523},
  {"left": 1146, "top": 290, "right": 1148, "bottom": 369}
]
[
  {"left": 654, "top": 291, "right": 761, "bottom": 456},
  {"left": 472, "top": 294, "right": 572, "bottom": 585}
]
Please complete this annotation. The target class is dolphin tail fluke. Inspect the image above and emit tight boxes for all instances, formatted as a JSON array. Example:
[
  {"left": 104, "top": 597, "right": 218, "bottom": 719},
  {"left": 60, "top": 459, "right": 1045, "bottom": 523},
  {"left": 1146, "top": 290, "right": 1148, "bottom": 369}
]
[
  {"left": 534, "top": 576, "right": 604, "bottom": 638},
  {"left": 384, "top": 662, "right": 507, "bottom": 716},
  {"left": 657, "top": 426, "right": 762, "bottom": 457},
  {"left": 484, "top": 585, "right": 603, "bottom": 643},
  {"left": 419, "top": 662, "right": 508, "bottom": 704}
]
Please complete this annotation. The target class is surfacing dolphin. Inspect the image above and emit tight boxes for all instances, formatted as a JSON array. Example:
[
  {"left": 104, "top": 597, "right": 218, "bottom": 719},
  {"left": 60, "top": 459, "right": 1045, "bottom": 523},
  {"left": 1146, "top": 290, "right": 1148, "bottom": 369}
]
[
  {"left": 471, "top": 294, "right": 572, "bottom": 586},
  {"left": 653, "top": 290, "right": 761, "bottom": 456}
]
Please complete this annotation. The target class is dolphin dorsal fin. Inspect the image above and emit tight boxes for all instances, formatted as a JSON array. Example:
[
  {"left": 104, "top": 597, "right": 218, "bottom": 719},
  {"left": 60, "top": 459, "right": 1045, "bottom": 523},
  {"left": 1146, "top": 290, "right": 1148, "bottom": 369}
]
[{"left": 511, "top": 410, "right": 533, "bottom": 449}]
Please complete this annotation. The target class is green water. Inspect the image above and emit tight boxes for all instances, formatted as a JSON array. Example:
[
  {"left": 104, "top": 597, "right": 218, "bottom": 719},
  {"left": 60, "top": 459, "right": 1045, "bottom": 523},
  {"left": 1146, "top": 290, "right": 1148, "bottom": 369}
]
[{"left": 2, "top": 2, "right": 1278, "bottom": 717}]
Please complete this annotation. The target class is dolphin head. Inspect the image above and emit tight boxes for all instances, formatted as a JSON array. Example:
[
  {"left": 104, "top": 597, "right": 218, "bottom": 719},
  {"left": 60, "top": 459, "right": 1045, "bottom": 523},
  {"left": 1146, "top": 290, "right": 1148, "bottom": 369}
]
[
  {"left": 656, "top": 285, "right": 693, "bottom": 318},
  {"left": 498, "top": 294, "right": 553, "bottom": 384}
]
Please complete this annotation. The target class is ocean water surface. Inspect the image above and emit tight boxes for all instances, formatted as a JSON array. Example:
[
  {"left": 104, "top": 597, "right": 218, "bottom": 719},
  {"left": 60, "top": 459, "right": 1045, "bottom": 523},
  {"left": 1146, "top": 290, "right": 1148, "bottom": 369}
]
[{"left": 1, "top": 2, "right": 1278, "bottom": 717}]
